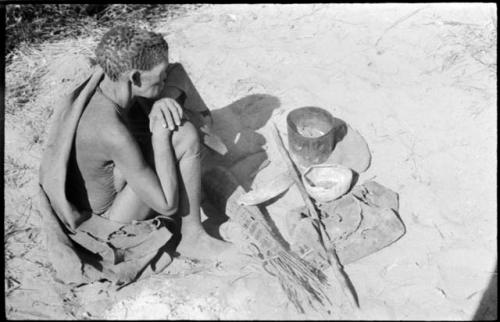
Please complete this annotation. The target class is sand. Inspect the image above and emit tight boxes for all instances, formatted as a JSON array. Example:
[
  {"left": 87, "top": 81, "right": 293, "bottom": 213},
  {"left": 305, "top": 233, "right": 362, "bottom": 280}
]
[{"left": 4, "top": 3, "right": 497, "bottom": 320}]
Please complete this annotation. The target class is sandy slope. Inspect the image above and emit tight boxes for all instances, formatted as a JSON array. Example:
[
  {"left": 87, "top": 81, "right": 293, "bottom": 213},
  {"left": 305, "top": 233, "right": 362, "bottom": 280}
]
[{"left": 5, "top": 3, "right": 497, "bottom": 320}]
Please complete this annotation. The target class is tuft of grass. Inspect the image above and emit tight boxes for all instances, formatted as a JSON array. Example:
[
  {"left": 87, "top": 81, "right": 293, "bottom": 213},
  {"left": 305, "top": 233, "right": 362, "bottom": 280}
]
[{"left": 5, "top": 4, "right": 200, "bottom": 60}]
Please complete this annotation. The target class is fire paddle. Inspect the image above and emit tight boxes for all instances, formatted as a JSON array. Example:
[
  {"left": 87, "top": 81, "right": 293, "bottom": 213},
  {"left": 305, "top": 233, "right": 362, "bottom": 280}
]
[{"left": 270, "top": 122, "right": 360, "bottom": 311}]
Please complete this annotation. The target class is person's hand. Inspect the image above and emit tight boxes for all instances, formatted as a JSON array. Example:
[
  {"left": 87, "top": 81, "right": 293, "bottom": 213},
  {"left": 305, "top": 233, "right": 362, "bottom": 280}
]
[
  {"left": 150, "top": 114, "right": 172, "bottom": 136},
  {"left": 149, "top": 97, "right": 183, "bottom": 134}
]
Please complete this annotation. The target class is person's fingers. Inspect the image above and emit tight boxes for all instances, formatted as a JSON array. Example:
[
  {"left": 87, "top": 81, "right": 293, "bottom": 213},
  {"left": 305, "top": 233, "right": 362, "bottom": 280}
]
[
  {"left": 151, "top": 98, "right": 183, "bottom": 130},
  {"left": 150, "top": 115, "right": 163, "bottom": 133},
  {"left": 149, "top": 113, "right": 158, "bottom": 132},
  {"left": 174, "top": 100, "right": 183, "bottom": 122},
  {"left": 169, "top": 102, "right": 181, "bottom": 127},
  {"left": 164, "top": 98, "right": 182, "bottom": 125},
  {"left": 154, "top": 110, "right": 168, "bottom": 129},
  {"left": 161, "top": 107, "right": 175, "bottom": 130}
]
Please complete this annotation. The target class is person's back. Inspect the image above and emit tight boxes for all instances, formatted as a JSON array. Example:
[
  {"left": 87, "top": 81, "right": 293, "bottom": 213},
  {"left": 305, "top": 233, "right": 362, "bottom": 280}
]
[{"left": 68, "top": 88, "right": 128, "bottom": 215}]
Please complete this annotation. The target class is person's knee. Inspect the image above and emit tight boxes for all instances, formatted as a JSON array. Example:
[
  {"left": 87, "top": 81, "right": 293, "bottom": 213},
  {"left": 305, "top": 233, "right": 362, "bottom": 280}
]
[{"left": 172, "top": 121, "right": 200, "bottom": 159}]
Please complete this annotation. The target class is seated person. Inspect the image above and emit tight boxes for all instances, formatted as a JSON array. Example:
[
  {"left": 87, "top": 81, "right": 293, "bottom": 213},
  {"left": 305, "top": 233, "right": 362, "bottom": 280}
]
[{"left": 67, "top": 25, "right": 230, "bottom": 259}]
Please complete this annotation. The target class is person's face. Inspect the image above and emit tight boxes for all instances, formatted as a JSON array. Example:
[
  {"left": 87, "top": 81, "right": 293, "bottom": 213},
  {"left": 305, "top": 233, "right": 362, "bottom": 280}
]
[{"left": 132, "top": 59, "right": 169, "bottom": 99}]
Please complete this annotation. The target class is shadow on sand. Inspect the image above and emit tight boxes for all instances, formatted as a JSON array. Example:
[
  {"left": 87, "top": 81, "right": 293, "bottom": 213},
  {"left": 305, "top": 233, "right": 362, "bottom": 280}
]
[
  {"left": 198, "top": 93, "right": 281, "bottom": 240},
  {"left": 473, "top": 261, "right": 497, "bottom": 320}
]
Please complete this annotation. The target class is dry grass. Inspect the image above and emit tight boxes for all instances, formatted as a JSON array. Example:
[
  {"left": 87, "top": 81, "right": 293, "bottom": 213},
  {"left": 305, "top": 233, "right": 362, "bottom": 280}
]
[
  {"left": 5, "top": 4, "right": 200, "bottom": 58},
  {"left": 4, "top": 155, "right": 32, "bottom": 189},
  {"left": 437, "top": 14, "right": 497, "bottom": 76},
  {"left": 5, "top": 37, "right": 97, "bottom": 150}
]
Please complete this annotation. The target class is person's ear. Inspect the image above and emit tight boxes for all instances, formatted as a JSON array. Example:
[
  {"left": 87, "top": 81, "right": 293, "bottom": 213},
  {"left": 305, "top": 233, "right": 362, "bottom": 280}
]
[{"left": 129, "top": 70, "right": 142, "bottom": 87}]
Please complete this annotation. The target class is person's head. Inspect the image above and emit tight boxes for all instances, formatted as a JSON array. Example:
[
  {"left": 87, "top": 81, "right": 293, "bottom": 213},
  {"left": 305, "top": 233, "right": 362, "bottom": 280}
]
[{"left": 95, "top": 25, "right": 169, "bottom": 99}]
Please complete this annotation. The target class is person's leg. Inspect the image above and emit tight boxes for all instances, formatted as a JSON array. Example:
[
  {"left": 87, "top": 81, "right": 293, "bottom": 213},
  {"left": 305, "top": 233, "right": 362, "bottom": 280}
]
[
  {"left": 170, "top": 121, "right": 233, "bottom": 258},
  {"left": 102, "top": 106, "right": 201, "bottom": 225},
  {"left": 104, "top": 181, "right": 153, "bottom": 223},
  {"left": 104, "top": 104, "right": 157, "bottom": 223}
]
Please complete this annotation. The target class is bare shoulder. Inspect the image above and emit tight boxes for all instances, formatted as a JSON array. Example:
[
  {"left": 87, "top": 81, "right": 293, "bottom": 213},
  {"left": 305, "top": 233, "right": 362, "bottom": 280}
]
[
  {"left": 100, "top": 113, "right": 136, "bottom": 153},
  {"left": 77, "top": 93, "right": 135, "bottom": 155}
]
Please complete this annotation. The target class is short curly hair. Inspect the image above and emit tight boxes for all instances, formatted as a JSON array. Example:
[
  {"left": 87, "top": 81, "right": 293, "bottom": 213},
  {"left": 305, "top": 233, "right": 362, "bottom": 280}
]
[{"left": 95, "top": 25, "right": 169, "bottom": 81}]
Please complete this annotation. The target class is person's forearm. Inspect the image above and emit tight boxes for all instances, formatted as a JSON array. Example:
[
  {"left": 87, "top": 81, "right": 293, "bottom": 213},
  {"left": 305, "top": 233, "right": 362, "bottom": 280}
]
[
  {"left": 152, "top": 131, "right": 179, "bottom": 213},
  {"left": 133, "top": 87, "right": 185, "bottom": 117}
]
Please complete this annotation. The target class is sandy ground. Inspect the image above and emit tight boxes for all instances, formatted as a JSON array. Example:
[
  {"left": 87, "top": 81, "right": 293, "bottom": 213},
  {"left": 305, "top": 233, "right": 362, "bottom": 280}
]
[{"left": 4, "top": 3, "right": 497, "bottom": 320}]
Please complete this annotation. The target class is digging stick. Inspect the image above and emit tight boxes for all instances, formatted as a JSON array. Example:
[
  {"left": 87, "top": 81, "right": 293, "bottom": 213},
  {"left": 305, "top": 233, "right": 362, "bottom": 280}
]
[{"left": 270, "top": 123, "right": 360, "bottom": 310}]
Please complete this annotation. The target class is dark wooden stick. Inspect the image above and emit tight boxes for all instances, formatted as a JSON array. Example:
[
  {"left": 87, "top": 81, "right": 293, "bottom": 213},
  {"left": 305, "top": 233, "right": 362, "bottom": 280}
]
[{"left": 271, "top": 122, "right": 360, "bottom": 310}]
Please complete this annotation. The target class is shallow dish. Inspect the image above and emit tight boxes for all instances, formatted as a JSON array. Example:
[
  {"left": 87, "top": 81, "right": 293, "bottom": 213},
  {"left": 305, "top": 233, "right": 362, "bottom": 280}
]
[{"left": 301, "top": 163, "right": 353, "bottom": 202}]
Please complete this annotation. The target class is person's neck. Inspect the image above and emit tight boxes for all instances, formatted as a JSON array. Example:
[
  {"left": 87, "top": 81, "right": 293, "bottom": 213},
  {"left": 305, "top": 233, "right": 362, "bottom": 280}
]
[{"left": 99, "top": 76, "right": 133, "bottom": 111}]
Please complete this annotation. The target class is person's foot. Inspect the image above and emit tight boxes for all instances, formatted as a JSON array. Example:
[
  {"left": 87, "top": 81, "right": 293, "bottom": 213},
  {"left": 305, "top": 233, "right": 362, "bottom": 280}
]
[{"left": 176, "top": 228, "right": 239, "bottom": 261}]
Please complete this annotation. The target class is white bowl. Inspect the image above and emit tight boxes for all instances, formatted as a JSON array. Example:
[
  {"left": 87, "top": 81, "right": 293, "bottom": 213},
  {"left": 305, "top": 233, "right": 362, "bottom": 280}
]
[{"left": 301, "top": 163, "right": 353, "bottom": 202}]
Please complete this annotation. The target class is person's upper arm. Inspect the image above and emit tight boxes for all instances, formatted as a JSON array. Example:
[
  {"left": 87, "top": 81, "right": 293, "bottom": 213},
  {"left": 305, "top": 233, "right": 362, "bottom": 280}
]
[{"left": 103, "top": 125, "right": 171, "bottom": 214}]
